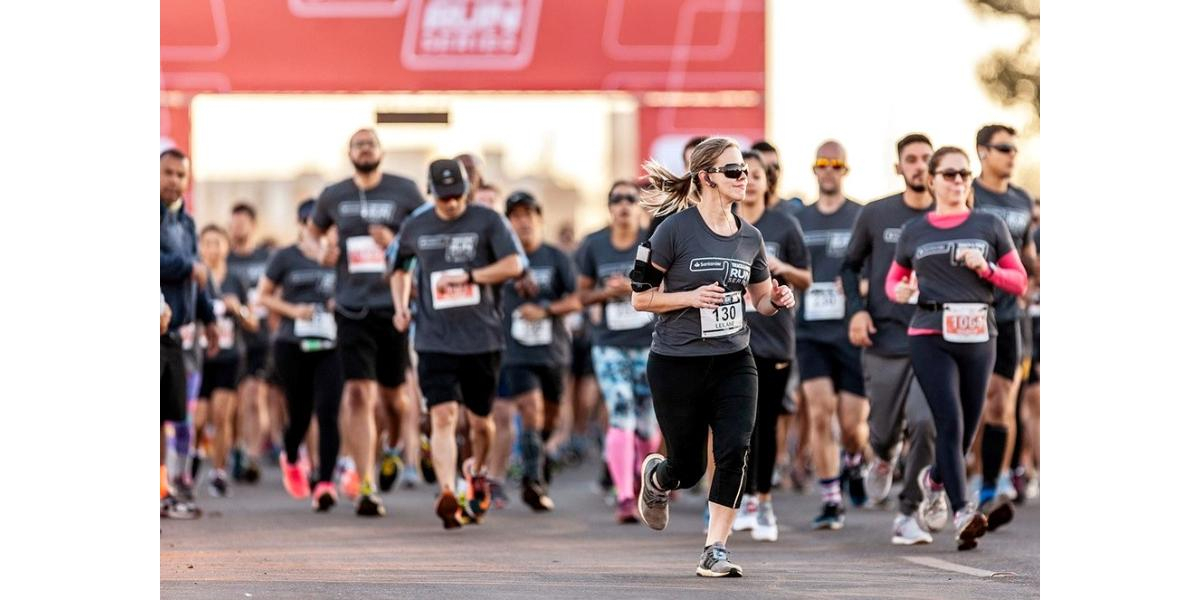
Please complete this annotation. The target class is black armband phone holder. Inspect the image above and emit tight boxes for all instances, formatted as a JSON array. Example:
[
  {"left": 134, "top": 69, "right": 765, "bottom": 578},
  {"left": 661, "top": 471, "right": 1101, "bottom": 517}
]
[{"left": 629, "top": 241, "right": 662, "bottom": 293}]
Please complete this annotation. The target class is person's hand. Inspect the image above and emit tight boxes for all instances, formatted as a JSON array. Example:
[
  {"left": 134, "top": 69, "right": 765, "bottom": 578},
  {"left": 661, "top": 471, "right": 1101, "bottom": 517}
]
[
  {"left": 204, "top": 323, "right": 220, "bottom": 358},
  {"left": 605, "top": 275, "right": 633, "bottom": 298},
  {"left": 191, "top": 261, "right": 208, "bottom": 286},
  {"left": 518, "top": 303, "right": 548, "bottom": 321},
  {"left": 292, "top": 303, "right": 316, "bottom": 321},
  {"left": 895, "top": 273, "right": 918, "bottom": 304},
  {"left": 368, "top": 224, "right": 394, "bottom": 249},
  {"left": 690, "top": 282, "right": 726, "bottom": 309},
  {"left": 515, "top": 272, "right": 540, "bottom": 299},
  {"left": 318, "top": 241, "right": 340, "bottom": 267},
  {"left": 392, "top": 306, "right": 411, "bottom": 332},
  {"left": 770, "top": 278, "right": 795, "bottom": 309},
  {"left": 436, "top": 271, "right": 471, "bottom": 295},
  {"left": 848, "top": 310, "right": 876, "bottom": 348},
  {"left": 958, "top": 248, "right": 989, "bottom": 275},
  {"left": 160, "top": 304, "right": 172, "bottom": 336},
  {"left": 222, "top": 294, "right": 241, "bottom": 315}
]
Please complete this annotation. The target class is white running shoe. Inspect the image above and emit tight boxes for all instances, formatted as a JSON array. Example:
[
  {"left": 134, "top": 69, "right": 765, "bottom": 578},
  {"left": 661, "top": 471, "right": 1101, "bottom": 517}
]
[
  {"left": 733, "top": 496, "right": 758, "bottom": 532},
  {"left": 891, "top": 514, "right": 932, "bottom": 545},
  {"left": 865, "top": 456, "right": 896, "bottom": 505},
  {"left": 917, "top": 466, "right": 950, "bottom": 532},
  {"left": 997, "top": 470, "right": 1018, "bottom": 502},
  {"left": 751, "top": 500, "right": 779, "bottom": 542}
]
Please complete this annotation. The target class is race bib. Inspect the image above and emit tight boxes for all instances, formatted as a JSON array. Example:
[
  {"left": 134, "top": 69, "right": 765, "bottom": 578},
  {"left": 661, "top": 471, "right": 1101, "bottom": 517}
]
[
  {"left": 511, "top": 309, "right": 552, "bottom": 346},
  {"left": 700, "top": 291, "right": 744, "bottom": 339},
  {"left": 1028, "top": 303, "right": 1040, "bottom": 318},
  {"left": 248, "top": 287, "right": 268, "bottom": 319},
  {"left": 605, "top": 300, "right": 653, "bottom": 331},
  {"left": 294, "top": 310, "right": 336, "bottom": 340},
  {"left": 564, "top": 311, "right": 584, "bottom": 332},
  {"left": 942, "top": 303, "right": 989, "bottom": 343},
  {"left": 179, "top": 323, "right": 195, "bottom": 351},
  {"left": 804, "top": 282, "right": 845, "bottom": 320},
  {"left": 346, "top": 235, "right": 386, "bottom": 274},
  {"left": 430, "top": 269, "right": 481, "bottom": 310}
]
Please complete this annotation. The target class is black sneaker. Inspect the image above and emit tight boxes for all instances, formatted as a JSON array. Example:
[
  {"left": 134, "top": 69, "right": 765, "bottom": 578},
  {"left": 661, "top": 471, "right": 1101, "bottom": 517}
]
[
  {"left": 172, "top": 477, "right": 195, "bottom": 502},
  {"left": 243, "top": 460, "right": 261, "bottom": 485},
  {"left": 378, "top": 453, "right": 401, "bottom": 493},
  {"left": 230, "top": 447, "right": 246, "bottom": 481},
  {"left": 207, "top": 471, "right": 229, "bottom": 498},
  {"left": 981, "top": 496, "right": 1014, "bottom": 531},
  {"left": 696, "top": 544, "right": 743, "bottom": 577},
  {"left": 161, "top": 495, "right": 202, "bottom": 520},
  {"left": 521, "top": 478, "right": 554, "bottom": 512},
  {"left": 638, "top": 454, "right": 670, "bottom": 531},
  {"left": 355, "top": 492, "right": 386, "bottom": 517},
  {"left": 844, "top": 462, "right": 867, "bottom": 507},
  {"left": 812, "top": 501, "right": 846, "bottom": 530}
]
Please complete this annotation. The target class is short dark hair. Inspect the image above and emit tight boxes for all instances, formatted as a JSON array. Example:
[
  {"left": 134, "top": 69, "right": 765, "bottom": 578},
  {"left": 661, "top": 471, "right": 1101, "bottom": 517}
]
[
  {"left": 160, "top": 148, "right": 188, "bottom": 162},
  {"left": 896, "top": 133, "right": 932, "bottom": 158},
  {"left": 608, "top": 179, "right": 639, "bottom": 198},
  {"left": 682, "top": 136, "right": 707, "bottom": 163},
  {"left": 199, "top": 224, "right": 229, "bottom": 240},
  {"left": 976, "top": 124, "right": 1016, "bottom": 148},
  {"left": 231, "top": 203, "right": 257, "bottom": 221},
  {"left": 750, "top": 140, "right": 777, "bottom": 155}
]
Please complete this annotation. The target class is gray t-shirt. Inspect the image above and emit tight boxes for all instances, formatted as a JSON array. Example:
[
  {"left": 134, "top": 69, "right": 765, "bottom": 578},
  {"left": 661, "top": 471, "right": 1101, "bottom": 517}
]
[
  {"left": 313, "top": 174, "right": 427, "bottom": 311},
  {"left": 263, "top": 245, "right": 337, "bottom": 345},
  {"left": 972, "top": 180, "right": 1034, "bottom": 323},
  {"left": 500, "top": 243, "right": 577, "bottom": 368},
  {"left": 790, "top": 199, "right": 863, "bottom": 344},
  {"left": 394, "top": 204, "right": 520, "bottom": 355},
  {"left": 227, "top": 245, "right": 274, "bottom": 350},
  {"left": 648, "top": 207, "right": 770, "bottom": 357},
  {"left": 574, "top": 227, "right": 654, "bottom": 348},
  {"left": 745, "top": 209, "right": 809, "bottom": 361}
]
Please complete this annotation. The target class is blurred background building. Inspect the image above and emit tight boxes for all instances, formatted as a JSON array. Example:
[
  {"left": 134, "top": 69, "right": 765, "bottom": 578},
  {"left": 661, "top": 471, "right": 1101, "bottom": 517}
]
[{"left": 162, "top": 0, "right": 1039, "bottom": 243}]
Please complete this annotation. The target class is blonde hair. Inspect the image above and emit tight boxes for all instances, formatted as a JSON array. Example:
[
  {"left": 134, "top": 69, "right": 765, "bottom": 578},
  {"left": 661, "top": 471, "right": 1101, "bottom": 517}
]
[{"left": 640, "top": 137, "right": 739, "bottom": 217}]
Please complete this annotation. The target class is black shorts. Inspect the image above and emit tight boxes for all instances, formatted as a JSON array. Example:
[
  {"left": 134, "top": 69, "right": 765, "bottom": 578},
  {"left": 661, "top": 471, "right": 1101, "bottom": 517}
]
[
  {"left": 161, "top": 335, "right": 187, "bottom": 424},
  {"left": 417, "top": 351, "right": 500, "bottom": 417},
  {"left": 570, "top": 333, "right": 594, "bottom": 378},
  {"left": 795, "top": 337, "right": 866, "bottom": 397},
  {"left": 993, "top": 320, "right": 1022, "bottom": 379},
  {"left": 1027, "top": 317, "right": 1040, "bottom": 384},
  {"left": 499, "top": 364, "right": 566, "bottom": 405},
  {"left": 240, "top": 344, "right": 269, "bottom": 382},
  {"left": 200, "top": 360, "right": 239, "bottom": 399},
  {"left": 335, "top": 308, "right": 409, "bottom": 387}
]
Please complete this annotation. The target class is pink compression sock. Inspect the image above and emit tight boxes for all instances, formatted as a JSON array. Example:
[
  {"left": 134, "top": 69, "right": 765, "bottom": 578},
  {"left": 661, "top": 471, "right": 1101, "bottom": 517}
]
[{"left": 606, "top": 428, "right": 637, "bottom": 502}]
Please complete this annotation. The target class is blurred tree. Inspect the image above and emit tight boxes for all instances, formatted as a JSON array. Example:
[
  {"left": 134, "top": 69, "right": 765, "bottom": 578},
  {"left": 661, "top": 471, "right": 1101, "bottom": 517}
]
[{"left": 968, "top": 0, "right": 1040, "bottom": 130}]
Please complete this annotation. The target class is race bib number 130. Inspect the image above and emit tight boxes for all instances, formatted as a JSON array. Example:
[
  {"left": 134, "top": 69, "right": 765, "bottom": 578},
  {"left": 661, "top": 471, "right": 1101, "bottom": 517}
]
[{"left": 700, "top": 291, "right": 744, "bottom": 339}]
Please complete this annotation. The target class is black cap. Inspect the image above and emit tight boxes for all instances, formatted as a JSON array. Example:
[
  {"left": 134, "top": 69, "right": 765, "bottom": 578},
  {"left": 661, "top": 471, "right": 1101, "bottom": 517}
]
[
  {"left": 505, "top": 190, "right": 541, "bottom": 216},
  {"left": 427, "top": 159, "right": 469, "bottom": 199}
]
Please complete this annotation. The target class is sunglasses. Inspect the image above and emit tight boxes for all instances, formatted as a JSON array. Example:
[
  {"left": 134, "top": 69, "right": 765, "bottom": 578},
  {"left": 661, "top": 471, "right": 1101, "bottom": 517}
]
[
  {"left": 987, "top": 143, "right": 1018, "bottom": 155},
  {"left": 701, "top": 164, "right": 749, "bottom": 180},
  {"left": 608, "top": 193, "right": 638, "bottom": 205},
  {"left": 813, "top": 158, "right": 847, "bottom": 170},
  {"left": 935, "top": 169, "right": 972, "bottom": 182}
]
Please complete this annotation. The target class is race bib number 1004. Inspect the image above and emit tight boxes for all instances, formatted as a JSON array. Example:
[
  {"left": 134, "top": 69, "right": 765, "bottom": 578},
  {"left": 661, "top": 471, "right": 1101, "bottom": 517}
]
[{"left": 942, "top": 303, "right": 989, "bottom": 343}]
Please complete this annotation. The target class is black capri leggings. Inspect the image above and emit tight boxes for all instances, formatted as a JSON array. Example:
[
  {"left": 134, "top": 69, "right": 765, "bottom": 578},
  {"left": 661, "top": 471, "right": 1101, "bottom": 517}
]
[
  {"left": 748, "top": 356, "right": 791, "bottom": 496},
  {"left": 908, "top": 334, "right": 996, "bottom": 513},
  {"left": 647, "top": 347, "right": 758, "bottom": 509},
  {"left": 274, "top": 341, "right": 344, "bottom": 484}
]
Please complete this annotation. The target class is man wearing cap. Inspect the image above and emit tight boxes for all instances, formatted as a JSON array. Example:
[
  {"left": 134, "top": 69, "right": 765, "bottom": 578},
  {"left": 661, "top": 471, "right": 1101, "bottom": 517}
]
[
  {"left": 309, "top": 128, "right": 426, "bottom": 517},
  {"left": 488, "top": 191, "right": 581, "bottom": 513},
  {"left": 390, "top": 158, "right": 524, "bottom": 529}
]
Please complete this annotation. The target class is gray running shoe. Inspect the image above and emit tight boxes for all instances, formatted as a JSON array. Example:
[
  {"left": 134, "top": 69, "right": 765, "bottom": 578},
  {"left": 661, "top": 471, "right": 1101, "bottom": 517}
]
[
  {"left": 696, "top": 544, "right": 743, "bottom": 577},
  {"left": 638, "top": 454, "right": 670, "bottom": 531},
  {"left": 865, "top": 456, "right": 896, "bottom": 505},
  {"left": 917, "top": 466, "right": 950, "bottom": 532}
]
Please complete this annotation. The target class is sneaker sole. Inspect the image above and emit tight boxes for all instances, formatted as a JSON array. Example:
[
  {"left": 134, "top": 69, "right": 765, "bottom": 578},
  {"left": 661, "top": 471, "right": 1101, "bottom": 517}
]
[
  {"left": 812, "top": 520, "right": 845, "bottom": 530},
  {"left": 314, "top": 493, "right": 336, "bottom": 512},
  {"left": 436, "top": 495, "right": 463, "bottom": 530},
  {"left": 696, "top": 566, "right": 743, "bottom": 577},
  {"left": 892, "top": 535, "right": 933, "bottom": 546},
  {"left": 985, "top": 501, "right": 1014, "bottom": 531},
  {"left": 638, "top": 454, "right": 668, "bottom": 531},
  {"left": 356, "top": 502, "right": 386, "bottom": 517},
  {"left": 751, "top": 529, "right": 778, "bottom": 542},
  {"left": 956, "top": 515, "right": 988, "bottom": 551}
]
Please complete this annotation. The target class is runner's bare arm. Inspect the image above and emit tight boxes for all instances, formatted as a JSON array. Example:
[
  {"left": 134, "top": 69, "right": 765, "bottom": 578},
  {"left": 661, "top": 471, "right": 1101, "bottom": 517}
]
[{"left": 470, "top": 253, "right": 523, "bottom": 285}]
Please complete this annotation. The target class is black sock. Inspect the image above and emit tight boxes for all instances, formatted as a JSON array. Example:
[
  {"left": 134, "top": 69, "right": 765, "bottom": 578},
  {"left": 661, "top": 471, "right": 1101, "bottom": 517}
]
[{"left": 981, "top": 424, "right": 1008, "bottom": 489}]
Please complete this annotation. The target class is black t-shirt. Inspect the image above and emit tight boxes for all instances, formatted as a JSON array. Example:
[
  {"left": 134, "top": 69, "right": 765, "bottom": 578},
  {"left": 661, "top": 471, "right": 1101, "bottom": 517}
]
[
  {"left": 500, "top": 243, "right": 578, "bottom": 368},
  {"left": 312, "top": 173, "right": 427, "bottom": 311},
  {"left": 745, "top": 209, "right": 809, "bottom": 361},
  {"left": 843, "top": 194, "right": 933, "bottom": 356},
  {"left": 894, "top": 212, "right": 1017, "bottom": 335},
  {"left": 972, "top": 180, "right": 1034, "bottom": 323},
  {"left": 574, "top": 227, "right": 654, "bottom": 348},
  {"left": 202, "top": 272, "right": 249, "bottom": 364},
  {"left": 263, "top": 245, "right": 338, "bottom": 345},
  {"left": 227, "top": 245, "right": 273, "bottom": 348},
  {"left": 791, "top": 199, "right": 862, "bottom": 343}
]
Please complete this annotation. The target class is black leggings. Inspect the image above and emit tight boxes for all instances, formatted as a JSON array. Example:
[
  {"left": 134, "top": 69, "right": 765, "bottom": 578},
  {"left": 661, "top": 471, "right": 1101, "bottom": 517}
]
[
  {"left": 647, "top": 347, "right": 757, "bottom": 509},
  {"left": 748, "top": 356, "right": 791, "bottom": 496},
  {"left": 908, "top": 334, "right": 996, "bottom": 513},
  {"left": 275, "top": 341, "right": 344, "bottom": 483}
]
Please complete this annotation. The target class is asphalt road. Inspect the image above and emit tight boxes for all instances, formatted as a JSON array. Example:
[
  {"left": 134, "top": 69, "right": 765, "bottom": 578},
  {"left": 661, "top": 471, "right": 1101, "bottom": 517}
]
[{"left": 161, "top": 458, "right": 1039, "bottom": 599}]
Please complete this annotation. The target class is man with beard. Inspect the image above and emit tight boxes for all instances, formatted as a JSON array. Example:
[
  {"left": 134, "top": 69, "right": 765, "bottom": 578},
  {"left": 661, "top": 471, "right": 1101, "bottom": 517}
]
[
  {"left": 310, "top": 128, "right": 426, "bottom": 516},
  {"left": 840, "top": 134, "right": 941, "bottom": 544}
]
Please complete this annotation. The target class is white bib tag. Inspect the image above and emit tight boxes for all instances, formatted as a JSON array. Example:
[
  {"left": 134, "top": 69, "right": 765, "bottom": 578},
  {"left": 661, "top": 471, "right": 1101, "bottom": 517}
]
[
  {"left": 605, "top": 300, "right": 653, "bottom": 331},
  {"left": 804, "top": 282, "right": 845, "bottom": 320},
  {"left": 430, "top": 269, "right": 481, "bottom": 310},
  {"left": 179, "top": 323, "right": 196, "bottom": 351},
  {"left": 248, "top": 287, "right": 268, "bottom": 319},
  {"left": 1028, "top": 303, "right": 1040, "bottom": 318},
  {"left": 294, "top": 311, "right": 337, "bottom": 340},
  {"left": 942, "top": 303, "right": 989, "bottom": 343},
  {"left": 511, "top": 309, "right": 553, "bottom": 346},
  {"left": 700, "top": 291, "right": 744, "bottom": 339},
  {"left": 346, "top": 235, "right": 385, "bottom": 274}
]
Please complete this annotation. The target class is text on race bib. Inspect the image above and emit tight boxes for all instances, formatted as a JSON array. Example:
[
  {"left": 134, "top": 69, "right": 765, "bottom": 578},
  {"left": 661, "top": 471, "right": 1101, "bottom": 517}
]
[
  {"left": 511, "top": 309, "right": 552, "bottom": 346},
  {"left": 605, "top": 299, "right": 654, "bottom": 331},
  {"left": 346, "top": 235, "right": 386, "bottom": 274},
  {"left": 430, "top": 268, "right": 481, "bottom": 310},
  {"left": 804, "top": 281, "right": 845, "bottom": 320},
  {"left": 294, "top": 311, "right": 337, "bottom": 340},
  {"left": 700, "top": 291, "right": 744, "bottom": 339},
  {"left": 942, "top": 303, "right": 989, "bottom": 343}
]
